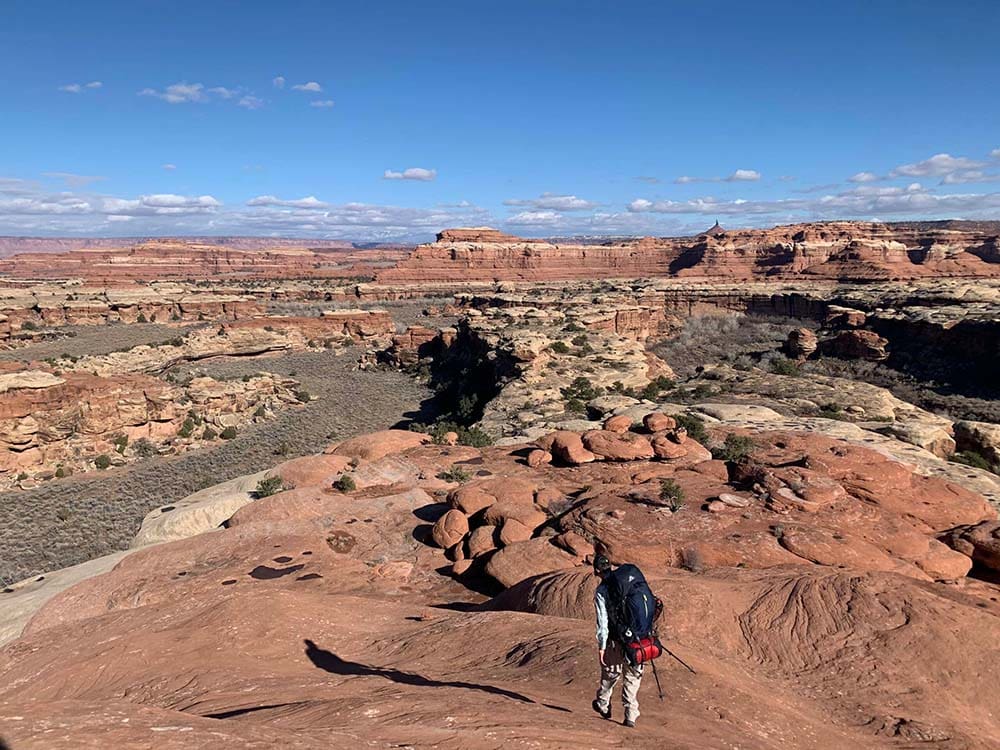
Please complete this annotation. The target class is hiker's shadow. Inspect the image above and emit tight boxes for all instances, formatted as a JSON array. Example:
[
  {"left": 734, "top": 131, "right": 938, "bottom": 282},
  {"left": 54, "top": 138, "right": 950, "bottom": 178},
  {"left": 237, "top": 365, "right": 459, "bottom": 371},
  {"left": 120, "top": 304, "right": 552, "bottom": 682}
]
[{"left": 303, "top": 639, "right": 570, "bottom": 711}]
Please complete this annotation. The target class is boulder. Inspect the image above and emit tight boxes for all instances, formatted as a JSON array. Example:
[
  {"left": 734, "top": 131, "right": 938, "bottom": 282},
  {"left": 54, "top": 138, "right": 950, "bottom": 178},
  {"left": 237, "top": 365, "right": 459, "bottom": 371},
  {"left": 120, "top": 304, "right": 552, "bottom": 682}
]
[
  {"left": 603, "top": 414, "right": 633, "bottom": 433},
  {"left": 784, "top": 328, "right": 818, "bottom": 359},
  {"left": 484, "top": 538, "right": 579, "bottom": 588},
  {"left": 467, "top": 525, "right": 499, "bottom": 558},
  {"left": 940, "top": 521, "right": 1000, "bottom": 573},
  {"left": 499, "top": 519, "right": 534, "bottom": 546},
  {"left": 652, "top": 436, "right": 688, "bottom": 460},
  {"left": 823, "top": 330, "right": 889, "bottom": 361},
  {"left": 526, "top": 449, "right": 552, "bottom": 468},
  {"left": 431, "top": 509, "right": 469, "bottom": 549},
  {"left": 954, "top": 420, "right": 1000, "bottom": 466},
  {"left": 549, "top": 431, "right": 597, "bottom": 465},
  {"left": 581, "top": 430, "right": 655, "bottom": 462},
  {"left": 643, "top": 412, "right": 676, "bottom": 433},
  {"left": 483, "top": 501, "right": 547, "bottom": 530}
]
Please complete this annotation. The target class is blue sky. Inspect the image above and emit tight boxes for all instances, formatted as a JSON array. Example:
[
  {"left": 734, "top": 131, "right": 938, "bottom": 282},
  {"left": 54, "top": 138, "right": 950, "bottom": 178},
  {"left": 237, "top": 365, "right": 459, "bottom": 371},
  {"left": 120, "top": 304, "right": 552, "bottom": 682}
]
[{"left": 1, "top": 0, "right": 998, "bottom": 240}]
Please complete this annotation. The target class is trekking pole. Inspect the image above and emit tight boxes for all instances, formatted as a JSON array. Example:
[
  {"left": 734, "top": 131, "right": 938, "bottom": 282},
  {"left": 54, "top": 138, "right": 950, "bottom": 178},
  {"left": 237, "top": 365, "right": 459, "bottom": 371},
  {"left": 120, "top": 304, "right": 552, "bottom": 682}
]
[
  {"left": 663, "top": 644, "right": 696, "bottom": 674},
  {"left": 650, "top": 658, "right": 665, "bottom": 700}
]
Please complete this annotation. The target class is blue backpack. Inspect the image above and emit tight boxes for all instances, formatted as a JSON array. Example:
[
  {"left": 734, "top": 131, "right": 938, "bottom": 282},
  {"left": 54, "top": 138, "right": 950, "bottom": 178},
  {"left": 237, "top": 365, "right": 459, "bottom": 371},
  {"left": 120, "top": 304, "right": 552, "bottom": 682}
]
[{"left": 606, "top": 564, "right": 663, "bottom": 665}]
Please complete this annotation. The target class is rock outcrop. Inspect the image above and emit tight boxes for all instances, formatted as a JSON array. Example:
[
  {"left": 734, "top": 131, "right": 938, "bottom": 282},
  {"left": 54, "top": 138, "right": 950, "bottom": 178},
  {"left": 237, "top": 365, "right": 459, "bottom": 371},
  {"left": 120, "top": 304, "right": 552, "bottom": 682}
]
[
  {"left": 378, "top": 221, "right": 1000, "bottom": 283},
  {"left": 1, "top": 423, "right": 998, "bottom": 748}
]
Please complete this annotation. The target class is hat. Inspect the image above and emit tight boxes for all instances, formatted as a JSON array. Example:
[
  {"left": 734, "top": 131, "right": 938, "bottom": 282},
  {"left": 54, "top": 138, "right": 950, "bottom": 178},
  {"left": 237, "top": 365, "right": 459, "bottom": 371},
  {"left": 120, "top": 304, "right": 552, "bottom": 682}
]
[{"left": 593, "top": 554, "right": 612, "bottom": 575}]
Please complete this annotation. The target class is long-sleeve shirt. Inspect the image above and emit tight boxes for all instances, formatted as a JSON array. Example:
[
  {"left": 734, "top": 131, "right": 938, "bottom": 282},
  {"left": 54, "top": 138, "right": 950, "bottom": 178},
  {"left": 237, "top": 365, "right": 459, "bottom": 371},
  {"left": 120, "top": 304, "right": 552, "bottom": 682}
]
[{"left": 594, "top": 582, "right": 610, "bottom": 649}]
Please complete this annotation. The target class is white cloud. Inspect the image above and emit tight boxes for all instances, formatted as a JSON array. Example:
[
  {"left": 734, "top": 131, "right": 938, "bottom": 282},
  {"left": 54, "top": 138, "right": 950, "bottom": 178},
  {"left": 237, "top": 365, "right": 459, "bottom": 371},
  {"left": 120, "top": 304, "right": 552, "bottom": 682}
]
[
  {"left": 238, "top": 95, "right": 264, "bottom": 110},
  {"left": 139, "top": 83, "right": 262, "bottom": 108},
  {"left": 162, "top": 163, "right": 177, "bottom": 171},
  {"left": 273, "top": 76, "right": 286, "bottom": 89},
  {"left": 208, "top": 86, "right": 239, "bottom": 99},
  {"left": 849, "top": 171, "right": 880, "bottom": 183},
  {"left": 940, "top": 170, "right": 1000, "bottom": 185},
  {"left": 310, "top": 100, "right": 335, "bottom": 108},
  {"left": 246, "top": 195, "right": 329, "bottom": 208},
  {"left": 503, "top": 192, "right": 599, "bottom": 211},
  {"left": 139, "top": 82, "right": 208, "bottom": 104},
  {"left": 292, "top": 81, "right": 323, "bottom": 92},
  {"left": 59, "top": 81, "right": 101, "bottom": 94},
  {"left": 99, "top": 194, "right": 221, "bottom": 216},
  {"left": 383, "top": 167, "right": 437, "bottom": 181},
  {"left": 42, "top": 172, "right": 107, "bottom": 188},
  {"left": 627, "top": 183, "right": 1000, "bottom": 220},
  {"left": 506, "top": 210, "right": 563, "bottom": 226},
  {"left": 674, "top": 169, "right": 761, "bottom": 184},
  {"left": 890, "top": 153, "right": 986, "bottom": 178},
  {"left": 991, "top": 148, "right": 1000, "bottom": 159}
]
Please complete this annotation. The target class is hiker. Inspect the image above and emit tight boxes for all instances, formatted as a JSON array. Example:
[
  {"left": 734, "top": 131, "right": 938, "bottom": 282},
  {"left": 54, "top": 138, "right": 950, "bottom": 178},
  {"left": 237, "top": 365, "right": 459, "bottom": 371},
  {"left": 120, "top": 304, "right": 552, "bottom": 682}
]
[{"left": 591, "top": 553, "right": 661, "bottom": 728}]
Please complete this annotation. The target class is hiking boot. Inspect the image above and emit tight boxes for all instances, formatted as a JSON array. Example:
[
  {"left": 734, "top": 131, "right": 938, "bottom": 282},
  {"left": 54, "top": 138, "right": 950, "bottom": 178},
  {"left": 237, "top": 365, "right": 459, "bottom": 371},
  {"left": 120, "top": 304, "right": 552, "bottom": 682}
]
[
  {"left": 624, "top": 719, "right": 636, "bottom": 728},
  {"left": 592, "top": 700, "right": 611, "bottom": 720}
]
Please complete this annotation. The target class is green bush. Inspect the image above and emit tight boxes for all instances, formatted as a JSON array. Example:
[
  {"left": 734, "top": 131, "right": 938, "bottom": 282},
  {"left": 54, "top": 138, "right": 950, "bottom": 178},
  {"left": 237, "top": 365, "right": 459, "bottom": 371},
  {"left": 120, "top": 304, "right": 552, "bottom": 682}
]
[
  {"left": 769, "top": 357, "right": 801, "bottom": 376},
  {"left": 549, "top": 341, "right": 570, "bottom": 355},
  {"left": 565, "top": 398, "right": 586, "bottom": 414},
  {"left": 94, "top": 454, "right": 112, "bottom": 470},
  {"left": 136, "top": 313, "right": 147, "bottom": 324},
  {"left": 21, "top": 320, "right": 38, "bottom": 331},
  {"left": 253, "top": 476, "right": 286, "bottom": 498},
  {"left": 333, "top": 474, "right": 357, "bottom": 492},
  {"left": 712, "top": 433, "right": 756, "bottom": 463},
  {"left": 202, "top": 427, "right": 218, "bottom": 441},
  {"left": 659, "top": 479, "right": 685, "bottom": 511},
  {"left": 113, "top": 434, "right": 129, "bottom": 455},
  {"left": 562, "top": 321, "right": 585, "bottom": 333},
  {"left": 437, "top": 465, "right": 471, "bottom": 484},
  {"left": 951, "top": 450, "right": 994, "bottom": 471},
  {"left": 561, "top": 376, "right": 601, "bottom": 402},
  {"left": 177, "top": 418, "right": 195, "bottom": 438},
  {"left": 673, "top": 413, "right": 709, "bottom": 444},
  {"left": 220, "top": 426, "right": 238, "bottom": 440},
  {"left": 295, "top": 391, "right": 312, "bottom": 403},
  {"left": 55, "top": 466, "right": 69, "bottom": 478},
  {"left": 131, "top": 438, "right": 156, "bottom": 457}
]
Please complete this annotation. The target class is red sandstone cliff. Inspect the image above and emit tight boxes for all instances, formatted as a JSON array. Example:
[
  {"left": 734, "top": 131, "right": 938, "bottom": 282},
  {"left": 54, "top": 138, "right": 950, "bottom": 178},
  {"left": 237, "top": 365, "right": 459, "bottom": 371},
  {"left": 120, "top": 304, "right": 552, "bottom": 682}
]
[{"left": 377, "top": 221, "right": 1000, "bottom": 283}]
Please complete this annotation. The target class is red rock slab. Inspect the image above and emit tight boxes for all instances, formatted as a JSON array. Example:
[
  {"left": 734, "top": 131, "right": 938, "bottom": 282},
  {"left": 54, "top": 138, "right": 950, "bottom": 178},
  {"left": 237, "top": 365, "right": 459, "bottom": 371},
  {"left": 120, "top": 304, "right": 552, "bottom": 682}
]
[
  {"left": 484, "top": 537, "right": 580, "bottom": 587},
  {"left": 329, "top": 429, "right": 430, "bottom": 461}
]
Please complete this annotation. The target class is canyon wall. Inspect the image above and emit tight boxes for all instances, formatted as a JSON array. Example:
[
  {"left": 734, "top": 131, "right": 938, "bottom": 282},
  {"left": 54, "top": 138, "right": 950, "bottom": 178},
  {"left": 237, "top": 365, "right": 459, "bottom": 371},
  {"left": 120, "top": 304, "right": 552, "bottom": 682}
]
[{"left": 377, "top": 222, "right": 1000, "bottom": 283}]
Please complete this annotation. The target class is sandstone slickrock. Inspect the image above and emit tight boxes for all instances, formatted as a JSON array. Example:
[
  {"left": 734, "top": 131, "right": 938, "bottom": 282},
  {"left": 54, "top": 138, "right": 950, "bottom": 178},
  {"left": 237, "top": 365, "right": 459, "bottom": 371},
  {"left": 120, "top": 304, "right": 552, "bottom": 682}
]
[{"left": 1, "top": 427, "right": 999, "bottom": 748}]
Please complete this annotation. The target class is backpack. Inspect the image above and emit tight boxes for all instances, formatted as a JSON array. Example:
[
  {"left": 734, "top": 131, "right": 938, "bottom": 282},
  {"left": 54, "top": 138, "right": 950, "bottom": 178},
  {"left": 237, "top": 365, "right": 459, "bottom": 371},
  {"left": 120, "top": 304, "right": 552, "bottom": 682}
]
[{"left": 605, "top": 563, "right": 663, "bottom": 666}]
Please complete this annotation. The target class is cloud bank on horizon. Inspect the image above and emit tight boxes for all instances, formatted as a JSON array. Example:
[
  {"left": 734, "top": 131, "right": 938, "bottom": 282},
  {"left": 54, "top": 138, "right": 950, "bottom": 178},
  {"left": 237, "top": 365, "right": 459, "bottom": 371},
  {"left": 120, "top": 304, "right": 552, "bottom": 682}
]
[{"left": 2, "top": 2, "right": 998, "bottom": 240}]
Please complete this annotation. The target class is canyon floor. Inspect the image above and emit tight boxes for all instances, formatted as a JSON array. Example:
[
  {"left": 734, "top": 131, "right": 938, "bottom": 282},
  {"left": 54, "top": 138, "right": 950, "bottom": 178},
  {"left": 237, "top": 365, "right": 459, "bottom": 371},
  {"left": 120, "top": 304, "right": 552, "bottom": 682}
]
[{"left": 1, "top": 225, "right": 1000, "bottom": 749}]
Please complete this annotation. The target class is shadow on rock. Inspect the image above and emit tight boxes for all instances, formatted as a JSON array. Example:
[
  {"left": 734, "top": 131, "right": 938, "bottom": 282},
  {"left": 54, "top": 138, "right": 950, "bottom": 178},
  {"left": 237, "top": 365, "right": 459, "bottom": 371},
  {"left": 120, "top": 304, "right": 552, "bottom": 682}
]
[{"left": 303, "top": 638, "right": 565, "bottom": 709}]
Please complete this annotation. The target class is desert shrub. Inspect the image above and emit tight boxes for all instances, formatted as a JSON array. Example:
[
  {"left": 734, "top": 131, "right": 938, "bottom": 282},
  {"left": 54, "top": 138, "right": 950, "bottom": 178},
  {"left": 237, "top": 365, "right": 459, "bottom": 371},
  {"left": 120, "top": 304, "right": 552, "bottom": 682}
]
[
  {"left": 94, "top": 454, "right": 112, "bottom": 470},
  {"left": 437, "top": 465, "right": 471, "bottom": 484},
  {"left": 112, "top": 434, "right": 129, "bottom": 455},
  {"left": 573, "top": 342, "right": 595, "bottom": 356},
  {"left": 769, "top": 356, "right": 800, "bottom": 376},
  {"left": 253, "top": 405, "right": 267, "bottom": 419},
  {"left": 201, "top": 427, "right": 218, "bottom": 440},
  {"left": 561, "top": 376, "right": 601, "bottom": 402},
  {"left": 136, "top": 313, "right": 147, "bottom": 323},
  {"left": 571, "top": 334, "right": 589, "bottom": 346},
  {"left": 133, "top": 438, "right": 158, "bottom": 457},
  {"left": 712, "top": 433, "right": 756, "bottom": 463},
  {"left": 673, "top": 413, "right": 709, "bottom": 443},
  {"left": 177, "top": 418, "right": 195, "bottom": 438},
  {"left": 253, "top": 476, "right": 287, "bottom": 498},
  {"left": 220, "top": 426, "right": 237, "bottom": 440},
  {"left": 414, "top": 420, "right": 495, "bottom": 447},
  {"left": 295, "top": 391, "right": 312, "bottom": 403},
  {"left": 549, "top": 341, "right": 570, "bottom": 355},
  {"left": 659, "top": 479, "right": 685, "bottom": 511},
  {"left": 55, "top": 466, "right": 69, "bottom": 479},
  {"left": 333, "top": 474, "right": 357, "bottom": 492},
  {"left": 951, "top": 451, "right": 994, "bottom": 471},
  {"left": 565, "top": 398, "right": 586, "bottom": 414},
  {"left": 21, "top": 320, "right": 38, "bottom": 331},
  {"left": 563, "top": 321, "right": 585, "bottom": 333}
]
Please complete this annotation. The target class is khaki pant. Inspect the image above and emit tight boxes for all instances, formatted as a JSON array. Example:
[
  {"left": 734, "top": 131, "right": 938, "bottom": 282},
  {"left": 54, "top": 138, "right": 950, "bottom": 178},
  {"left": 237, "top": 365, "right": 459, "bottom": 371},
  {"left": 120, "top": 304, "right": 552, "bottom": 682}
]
[{"left": 595, "top": 642, "right": 643, "bottom": 723}]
